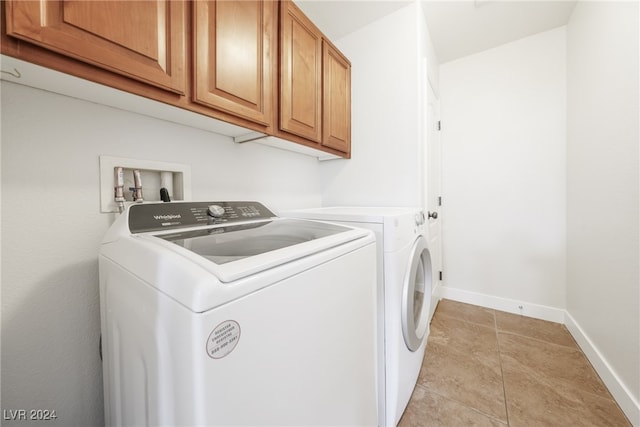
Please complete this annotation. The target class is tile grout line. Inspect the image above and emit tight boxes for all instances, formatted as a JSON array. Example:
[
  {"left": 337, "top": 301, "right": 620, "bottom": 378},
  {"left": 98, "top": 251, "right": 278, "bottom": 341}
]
[
  {"left": 500, "top": 330, "right": 627, "bottom": 408},
  {"left": 417, "top": 383, "right": 510, "bottom": 426},
  {"left": 494, "top": 309, "right": 511, "bottom": 427},
  {"left": 435, "top": 312, "right": 496, "bottom": 331},
  {"left": 496, "top": 329, "right": 580, "bottom": 350}
]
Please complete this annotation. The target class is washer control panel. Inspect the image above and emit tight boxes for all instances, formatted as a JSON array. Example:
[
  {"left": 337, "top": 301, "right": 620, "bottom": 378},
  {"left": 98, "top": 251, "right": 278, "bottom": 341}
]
[{"left": 128, "top": 201, "right": 276, "bottom": 233}]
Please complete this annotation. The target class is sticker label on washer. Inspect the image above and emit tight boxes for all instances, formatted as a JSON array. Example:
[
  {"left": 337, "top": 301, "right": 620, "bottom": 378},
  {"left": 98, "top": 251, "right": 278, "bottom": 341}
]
[{"left": 206, "top": 320, "right": 241, "bottom": 359}]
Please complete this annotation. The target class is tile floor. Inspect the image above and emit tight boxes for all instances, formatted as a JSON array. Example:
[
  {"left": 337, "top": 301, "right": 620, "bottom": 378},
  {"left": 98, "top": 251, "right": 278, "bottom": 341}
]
[{"left": 399, "top": 299, "right": 631, "bottom": 427}]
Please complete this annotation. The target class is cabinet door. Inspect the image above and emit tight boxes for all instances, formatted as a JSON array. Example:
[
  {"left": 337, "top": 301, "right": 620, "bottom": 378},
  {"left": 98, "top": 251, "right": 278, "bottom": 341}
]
[
  {"left": 280, "top": 1, "right": 322, "bottom": 143},
  {"left": 193, "top": 1, "right": 275, "bottom": 127},
  {"left": 5, "top": 0, "right": 186, "bottom": 94},
  {"left": 323, "top": 42, "right": 351, "bottom": 153}
]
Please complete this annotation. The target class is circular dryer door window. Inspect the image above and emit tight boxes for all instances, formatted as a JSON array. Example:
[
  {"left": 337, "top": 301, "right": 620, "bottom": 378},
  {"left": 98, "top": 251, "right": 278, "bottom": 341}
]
[{"left": 401, "top": 236, "right": 432, "bottom": 352}]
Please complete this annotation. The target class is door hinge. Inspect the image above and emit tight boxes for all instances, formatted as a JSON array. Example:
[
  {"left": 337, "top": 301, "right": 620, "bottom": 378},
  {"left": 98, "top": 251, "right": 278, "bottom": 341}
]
[
  {"left": 437, "top": 120, "right": 441, "bottom": 131},
  {"left": 438, "top": 196, "right": 442, "bottom": 206},
  {"left": 439, "top": 271, "right": 443, "bottom": 281}
]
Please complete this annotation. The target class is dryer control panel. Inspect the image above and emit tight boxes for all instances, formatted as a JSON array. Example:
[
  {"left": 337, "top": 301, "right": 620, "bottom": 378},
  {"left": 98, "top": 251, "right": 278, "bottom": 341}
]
[{"left": 128, "top": 201, "right": 276, "bottom": 233}]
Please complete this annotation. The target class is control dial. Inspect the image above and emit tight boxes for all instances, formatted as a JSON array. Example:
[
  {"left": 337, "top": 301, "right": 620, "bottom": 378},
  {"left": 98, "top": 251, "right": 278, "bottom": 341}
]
[{"left": 207, "top": 204, "right": 226, "bottom": 218}]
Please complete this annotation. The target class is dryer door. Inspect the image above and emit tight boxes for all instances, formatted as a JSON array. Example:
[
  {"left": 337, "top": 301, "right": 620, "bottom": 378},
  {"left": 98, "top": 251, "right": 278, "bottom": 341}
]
[{"left": 401, "top": 236, "right": 432, "bottom": 351}]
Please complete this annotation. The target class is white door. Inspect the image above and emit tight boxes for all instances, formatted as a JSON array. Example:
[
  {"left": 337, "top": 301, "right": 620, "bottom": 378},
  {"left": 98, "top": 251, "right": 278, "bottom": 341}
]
[{"left": 425, "top": 79, "right": 443, "bottom": 319}]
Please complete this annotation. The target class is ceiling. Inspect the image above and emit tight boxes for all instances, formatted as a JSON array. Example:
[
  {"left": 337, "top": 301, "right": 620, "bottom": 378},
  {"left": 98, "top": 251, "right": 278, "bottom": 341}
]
[
  {"left": 295, "top": 1, "right": 412, "bottom": 40},
  {"left": 296, "top": 0, "right": 577, "bottom": 63}
]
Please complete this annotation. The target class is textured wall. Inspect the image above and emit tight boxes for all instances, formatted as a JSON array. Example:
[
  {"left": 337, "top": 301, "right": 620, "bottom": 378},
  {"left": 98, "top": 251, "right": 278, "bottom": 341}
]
[
  {"left": 566, "top": 1, "right": 640, "bottom": 422},
  {"left": 439, "top": 27, "right": 567, "bottom": 311},
  {"left": 1, "top": 81, "right": 322, "bottom": 426},
  {"left": 320, "top": 2, "right": 427, "bottom": 208}
]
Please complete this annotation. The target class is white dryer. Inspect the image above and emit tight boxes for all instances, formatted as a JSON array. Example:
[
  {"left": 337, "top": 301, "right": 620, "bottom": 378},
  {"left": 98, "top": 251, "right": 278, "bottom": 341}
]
[
  {"left": 99, "top": 201, "right": 378, "bottom": 426},
  {"left": 285, "top": 207, "right": 433, "bottom": 427}
]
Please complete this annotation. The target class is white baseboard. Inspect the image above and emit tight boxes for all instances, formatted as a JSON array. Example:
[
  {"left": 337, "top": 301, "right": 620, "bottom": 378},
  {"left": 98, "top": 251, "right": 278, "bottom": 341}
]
[
  {"left": 564, "top": 312, "right": 640, "bottom": 426},
  {"left": 436, "top": 285, "right": 640, "bottom": 426},
  {"left": 437, "top": 286, "right": 565, "bottom": 323}
]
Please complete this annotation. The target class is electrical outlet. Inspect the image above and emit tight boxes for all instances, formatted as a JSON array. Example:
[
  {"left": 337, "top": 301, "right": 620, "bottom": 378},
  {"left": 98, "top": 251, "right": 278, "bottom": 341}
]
[{"left": 99, "top": 155, "right": 192, "bottom": 213}]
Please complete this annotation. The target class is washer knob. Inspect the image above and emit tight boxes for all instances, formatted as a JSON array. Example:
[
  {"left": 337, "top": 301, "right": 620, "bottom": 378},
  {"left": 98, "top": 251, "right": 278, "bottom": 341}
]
[{"left": 207, "top": 204, "right": 226, "bottom": 218}]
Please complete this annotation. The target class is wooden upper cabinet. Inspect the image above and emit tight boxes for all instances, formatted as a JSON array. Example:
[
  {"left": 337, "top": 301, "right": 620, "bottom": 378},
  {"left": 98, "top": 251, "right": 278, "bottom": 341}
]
[
  {"left": 322, "top": 42, "right": 351, "bottom": 153},
  {"left": 4, "top": 0, "right": 186, "bottom": 94},
  {"left": 193, "top": 1, "right": 276, "bottom": 127},
  {"left": 3, "top": 0, "right": 351, "bottom": 157},
  {"left": 279, "top": 0, "right": 322, "bottom": 143}
]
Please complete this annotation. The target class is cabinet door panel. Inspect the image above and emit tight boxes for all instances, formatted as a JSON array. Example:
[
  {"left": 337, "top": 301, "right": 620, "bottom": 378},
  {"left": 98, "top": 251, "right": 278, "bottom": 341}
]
[
  {"left": 280, "top": 1, "right": 322, "bottom": 143},
  {"left": 323, "top": 42, "right": 351, "bottom": 153},
  {"left": 63, "top": 2, "right": 159, "bottom": 59},
  {"left": 193, "top": 0, "right": 275, "bottom": 126},
  {"left": 5, "top": 0, "right": 185, "bottom": 94}
]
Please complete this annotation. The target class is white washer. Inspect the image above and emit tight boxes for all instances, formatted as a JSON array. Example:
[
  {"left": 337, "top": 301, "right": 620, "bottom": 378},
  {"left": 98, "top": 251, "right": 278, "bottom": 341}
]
[
  {"left": 99, "top": 201, "right": 378, "bottom": 426},
  {"left": 286, "top": 207, "right": 433, "bottom": 427}
]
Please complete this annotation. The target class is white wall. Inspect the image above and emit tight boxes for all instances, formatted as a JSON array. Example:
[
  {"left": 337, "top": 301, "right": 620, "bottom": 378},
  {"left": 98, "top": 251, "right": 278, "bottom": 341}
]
[
  {"left": 439, "top": 27, "right": 567, "bottom": 318},
  {"left": 320, "top": 2, "right": 426, "bottom": 208},
  {"left": 566, "top": 1, "right": 639, "bottom": 423},
  {"left": 0, "top": 81, "right": 322, "bottom": 426}
]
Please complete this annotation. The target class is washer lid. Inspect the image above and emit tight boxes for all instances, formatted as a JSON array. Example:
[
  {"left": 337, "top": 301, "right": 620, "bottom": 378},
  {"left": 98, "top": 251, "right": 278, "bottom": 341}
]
[
  {"left": 156, "top": 218, "right": 350, "bottom": 265},
  {"left": 101, "top": 202, "right": 375, "bottom": 311},
  {"left": 139, "top": 217, "right": 369, "bottom": 284}
]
